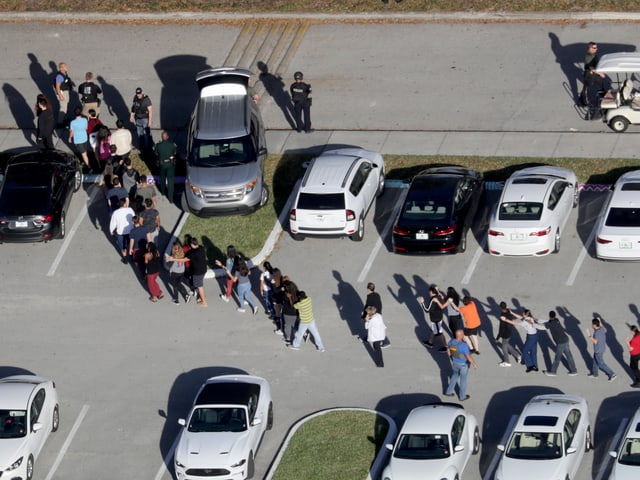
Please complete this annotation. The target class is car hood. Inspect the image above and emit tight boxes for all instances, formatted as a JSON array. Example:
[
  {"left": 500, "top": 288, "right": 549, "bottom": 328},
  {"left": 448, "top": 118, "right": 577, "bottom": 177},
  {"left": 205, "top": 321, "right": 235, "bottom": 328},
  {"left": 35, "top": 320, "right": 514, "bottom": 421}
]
[
  {"left": 176, "top": 431, "right": 250, "bottom": 468},
  {"left": 0, "top": 437, "right": 27, "bottom": 469},
  {"left": 385, "top": 457, "right": 452, "bottom": 479},
  {"left": 496, "top": 457, "right": 566, "bottom": 480},
  {"left": 611, "top": 462, "right": 640, "bottom": 480},
  {"left": 187, "top": 163, "right": 257, "bottom": 190}
]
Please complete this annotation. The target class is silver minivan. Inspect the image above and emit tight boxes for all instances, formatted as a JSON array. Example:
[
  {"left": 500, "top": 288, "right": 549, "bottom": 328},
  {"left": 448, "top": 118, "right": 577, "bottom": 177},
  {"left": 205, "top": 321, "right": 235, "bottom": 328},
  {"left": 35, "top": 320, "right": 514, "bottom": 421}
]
[{"left": 183, "top": 68, "right": 268, "bottom": 216}]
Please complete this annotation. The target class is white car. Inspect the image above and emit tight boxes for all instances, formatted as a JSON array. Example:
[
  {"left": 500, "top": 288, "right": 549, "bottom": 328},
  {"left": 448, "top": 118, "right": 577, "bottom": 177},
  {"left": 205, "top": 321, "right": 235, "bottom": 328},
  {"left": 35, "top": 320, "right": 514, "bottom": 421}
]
[
  {"left": 488, "top": 166, "right": 578, "bottom": 256},
  {"left": 382, "top": 402, "right": 479, "bottom": 480},
  {"left": 595, "top": 170, "right": 640, "bottom": 260},
  {"left": 289, "top": 148, "right": 385, "bottom": 241},
  {"left": 174, "top": 375, "right": 272, "bottom": 480},
  {"left": 609, "top": 405, "right": 640, "bottom": 480},
  {"left": 495, "top": 394, "right": 591, "bottom": 480},
  {"left": 0, "top": 375, "right": 59, "bottom": 480}
]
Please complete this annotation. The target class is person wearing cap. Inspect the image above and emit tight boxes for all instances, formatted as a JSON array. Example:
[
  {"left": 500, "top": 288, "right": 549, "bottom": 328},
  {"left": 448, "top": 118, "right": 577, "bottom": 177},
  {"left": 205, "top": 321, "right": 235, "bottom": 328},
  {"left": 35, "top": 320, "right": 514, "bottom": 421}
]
[
  {"left": 290, "top": 71, "right": 312, "bottom": 133},
  {"left": 154, "top": 130, "right": 178, "bottom": 203},
  {"left": 130, "top": 87, "right": 153, "bottom": 152}
]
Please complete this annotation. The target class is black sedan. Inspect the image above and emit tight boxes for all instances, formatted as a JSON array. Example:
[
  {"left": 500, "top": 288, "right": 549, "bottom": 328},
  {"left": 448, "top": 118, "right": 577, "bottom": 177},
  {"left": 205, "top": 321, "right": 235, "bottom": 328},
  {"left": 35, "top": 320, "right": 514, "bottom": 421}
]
[
  {"left": 392, "top": 167, "right": 483, "bottom": 253},
  {"left": 0, "top": 149, "right": 82, "bottom": 243}
]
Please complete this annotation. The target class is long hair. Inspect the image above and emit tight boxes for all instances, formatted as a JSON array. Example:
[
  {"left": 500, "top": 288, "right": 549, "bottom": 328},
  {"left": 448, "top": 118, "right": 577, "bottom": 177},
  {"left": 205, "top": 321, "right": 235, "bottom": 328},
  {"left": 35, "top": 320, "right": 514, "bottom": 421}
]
[{"left": 446, "top": 286, "right": 460, "bottom": 306}]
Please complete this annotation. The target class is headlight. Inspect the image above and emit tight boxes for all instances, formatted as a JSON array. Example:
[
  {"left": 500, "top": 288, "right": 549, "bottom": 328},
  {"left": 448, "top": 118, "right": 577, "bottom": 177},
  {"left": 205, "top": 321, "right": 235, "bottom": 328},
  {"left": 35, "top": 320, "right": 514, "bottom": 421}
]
[
  {"left": 187, "top": 181, "right": 203, "bottom": 199},
  {"left": 230, "top": 458, "right": 247, "bottom": 468},
  {"left": 7, "top": 456, "right": 23, "bottom": 471},
  {"left": 174, "top": 458, "right": 185, "bottom": 468},
  {"left": 246, "top": 177, "right": 258, "bottom": 193}
]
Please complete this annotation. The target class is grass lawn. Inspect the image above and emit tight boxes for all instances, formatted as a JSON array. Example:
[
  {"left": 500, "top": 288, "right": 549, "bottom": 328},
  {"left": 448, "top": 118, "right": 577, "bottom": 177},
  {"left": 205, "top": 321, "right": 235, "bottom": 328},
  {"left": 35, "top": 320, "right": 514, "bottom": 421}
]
[
  {"left": 271, "top": 410, "right": 389, "bottom": 480},
  {"left": 181, "top": 154, "right": 640, "bottom": 263}
]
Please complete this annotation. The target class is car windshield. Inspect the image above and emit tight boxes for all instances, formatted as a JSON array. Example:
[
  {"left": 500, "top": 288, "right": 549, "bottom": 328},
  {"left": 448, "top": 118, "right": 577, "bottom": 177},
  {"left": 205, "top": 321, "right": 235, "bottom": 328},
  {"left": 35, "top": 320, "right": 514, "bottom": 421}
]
[
  {"left": 297, "top": 192, "right": 345, "bottom": 210},
  {"left": 505, "top": 432, "right": 563, "bottom": 460},
  {"left": 393, "top": 433, "right": 451, "bottom": 460},
  {"left": 605, "top": 207, "right": 640, "bottom": 227},
  {"left": 499, "top": 202, "right": 543, "bottom": 221},
  {"left": 618, "top": 438, "right": 640, "bottom": 466},
  {"left": 188, "top": 407, "right": 247, "bottom": 433},
  {"left": 0, "top": 409, "right": 27, "bottom": 438},
  {"left": 189, "top": 137, "right": 255, "bottom": 167}
]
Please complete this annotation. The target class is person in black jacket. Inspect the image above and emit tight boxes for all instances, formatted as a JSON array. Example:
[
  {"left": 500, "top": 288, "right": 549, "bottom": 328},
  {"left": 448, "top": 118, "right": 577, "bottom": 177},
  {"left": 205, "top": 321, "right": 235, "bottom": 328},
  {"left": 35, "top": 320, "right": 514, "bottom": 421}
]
[
  {"left": 290, "top": 71, "right": 312, "bottom": 133},
  {"left": 35, "top": 94, "right": 55, "bottom": 150},
  {"left": 540, "top": 311, "right": 578, "bottom": 376}
]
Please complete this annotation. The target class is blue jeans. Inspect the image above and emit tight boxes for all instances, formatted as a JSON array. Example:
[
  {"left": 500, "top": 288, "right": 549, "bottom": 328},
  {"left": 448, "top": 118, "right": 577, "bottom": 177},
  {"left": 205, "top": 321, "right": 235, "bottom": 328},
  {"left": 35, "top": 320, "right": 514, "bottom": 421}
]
[
  {"left": 262, "top": 290, "right": 276, "bottom": 317},
  {"left": 134, "top": 117, "right": 151, "bottom": 150},
  {"left": 237, "top": 282, "right": 256, "bottom": 310},
  {"left": 550, "top": 342, "right": 577, "bottom": 374},
  {"left": 446, "top": 361, "right": 469, "bottom": 399},
  {"left": 522, "top": 333, "right": 538, "bottom": 368},
  {"left": 292, "top": 320, "right": 324, "bottom": 350},
  {"left": 592, "top": 351, "right": 615, "bottom": 378}
]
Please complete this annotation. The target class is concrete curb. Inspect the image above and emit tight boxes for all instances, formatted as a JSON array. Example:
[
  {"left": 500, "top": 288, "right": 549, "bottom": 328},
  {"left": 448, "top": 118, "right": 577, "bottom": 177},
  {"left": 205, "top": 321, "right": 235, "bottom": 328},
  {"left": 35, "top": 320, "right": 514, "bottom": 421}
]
[{"left": 263, "top": 407, "right": 398, "bottom": 480}]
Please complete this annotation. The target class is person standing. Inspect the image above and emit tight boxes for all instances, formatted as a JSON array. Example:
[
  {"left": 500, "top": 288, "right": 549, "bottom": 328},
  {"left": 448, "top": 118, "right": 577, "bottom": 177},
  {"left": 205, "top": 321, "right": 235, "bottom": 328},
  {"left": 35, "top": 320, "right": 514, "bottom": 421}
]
[
  {"left": 139, "top": 198, "right": 160, "bottom": 244},
  {"left": 109, "top": 198, "right": 135, "bottom": 263},
  {"left": 154, "top": 130, "right": 177, "bottom": 203},
  {"left": 167, "top": 242, "right": 192, "bottom": 305},
  {"left": 144, "top": 242, "right": 164, "bottom": 302},
  {"left": 130, "top": 87, "right": 153, "bottom": 152},
  {"left": 35, "top": 94, "right": 55, "bottom": 150},
  {"left": 134, "top": 175, "right": 158, "bottom": 212},
  {"left": 215, "top": 246, "right": 240, "bottom": 303},
  {"left": 281, "top": 279, "right": 300, "bottom": 345},
  {"left": 442, "top": 286, "right": 464, "bottom": 334},
  {"left": 68, "top": 107, "right": 91, "bottom": 172},
  {"left": 168, "top": 237, "right": 208, "bottom": 307},
  {"left": 54, "top": 62, "right": 73, "bottom": 127},
  {"left": 290, "top": 71, "right": 312, "bottom": 133},
  {"left": 289, "top": 291, "right": 325, "bottom": 351},
  {"left": 502, "top": 308, "right": 544, "bottom": 373},
  {"left": 579, "top": 42, "right": 607, "bottom": 106},
  {"left": 444, "top": 329, "right": 477, "bottom": 401},
  {"left": 128, "top": 215, "right": 148, "bottom": 275},
  {"left": 586, "top": 316, "right": 616, "bottom": 381},
  {"left": 418, "top": 286, "right": 447, "bottom": 352},
  {"left": 78, "top": 72, "right": 102, "bottom": 117},
  {"left": 496, "top": 301, "right": 521, "bottom": 367},
  {"left": 259, "top": 261, "right": 276, "bottom": 319},
  {"left": 362, "top": 282, "right": 390, "bottom": 347},
  {"left": 541, "top": 311, "right": 579, "bottom": 376},
  {"left": 460, "top": 295, "right": 482, "bottom": 354},
  {"left": 626, "top": 325, "right": 640, "bottom": 388},
  {"left": 364, "top": 306, "right": 386, "bottom": 367},
  {"left": 226, "top": 261, "right": 258, "bottom": 314},
  {"left": 111, "top": 119, "right": 132, "bottom": 161}
]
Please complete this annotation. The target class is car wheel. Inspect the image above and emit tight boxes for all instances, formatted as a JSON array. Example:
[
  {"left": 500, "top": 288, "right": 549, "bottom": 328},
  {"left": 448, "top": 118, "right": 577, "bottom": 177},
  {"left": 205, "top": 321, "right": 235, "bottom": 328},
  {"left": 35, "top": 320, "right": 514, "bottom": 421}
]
[
  {"left": 73, "top": 166, "right": 83, "bottom": 192},
  {"left": 26, "top": 454, "right": 34, "bottom": 480},
  {"left": 267, "top": 402, "right": 273, "bottom": 430},
  {"left": 52, "top": 404, "right": 59, "bottom": 432},
  {"left": 246, "top": 452, "right": 255, "bottom": 479},
  {"left": 377, "top": 170, "right": 385, "bottom": 197},
  {"left": 458, "top": 231, "right": 467, "bottom": 253},
  {"left": 472, "top": 426, "right": 480, "bottom": 455},
  {"left": 57, "top": 212, "right": 66, "bottom": 239},
  {"left": 292, "top": 233, "right": 305, "bottom": 241},
  {"left": 553, "top": 229, "right": 560, "bottom": 253},
  {"left": 259, "top": 184, "right": 269, "bottom": 207},
  {"left": 585, "top": 426, "right": 592, "bottom": 452},
  {"left": 351, "top": 216, "right": 364, "bottom": 242},
  {"left": 572, "top": 185, "right": 579, "bottom": 208},
  {"left": 609, "top": 116, "right": 629, "bottom": 132}
]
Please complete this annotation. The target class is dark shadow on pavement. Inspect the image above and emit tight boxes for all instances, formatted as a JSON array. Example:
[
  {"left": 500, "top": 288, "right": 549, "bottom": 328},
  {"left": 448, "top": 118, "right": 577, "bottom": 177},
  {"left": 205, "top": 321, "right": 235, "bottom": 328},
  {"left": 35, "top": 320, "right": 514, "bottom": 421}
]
[
  {"left": 96, "top": 75, "right": 130, "bottom": 127},
  {"left": 2, "top": 83, "right": 36, "bottom": 145},
  {"left": 558, "top": 306, "right": 591, "bottom": 372},
  {"left": 257, "top": 61, "right": 295, "bottom": 130}
]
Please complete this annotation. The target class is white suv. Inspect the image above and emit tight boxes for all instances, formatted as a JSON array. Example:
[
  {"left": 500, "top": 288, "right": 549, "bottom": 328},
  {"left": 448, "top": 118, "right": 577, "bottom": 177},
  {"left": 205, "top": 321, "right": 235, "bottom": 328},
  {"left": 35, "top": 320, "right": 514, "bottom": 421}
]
[{"left": 289, "top": 148, "right": 385, "bottom": 241}]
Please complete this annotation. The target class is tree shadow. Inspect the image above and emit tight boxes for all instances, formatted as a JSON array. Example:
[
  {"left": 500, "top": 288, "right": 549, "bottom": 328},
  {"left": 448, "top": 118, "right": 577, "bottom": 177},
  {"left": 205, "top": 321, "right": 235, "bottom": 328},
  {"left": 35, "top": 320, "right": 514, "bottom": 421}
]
[
  {"left": 2, "top": 83, "right": 36, "bottom": 145},
  {"left": 257, "top": 61, "right": 295, "bottom": 130}
]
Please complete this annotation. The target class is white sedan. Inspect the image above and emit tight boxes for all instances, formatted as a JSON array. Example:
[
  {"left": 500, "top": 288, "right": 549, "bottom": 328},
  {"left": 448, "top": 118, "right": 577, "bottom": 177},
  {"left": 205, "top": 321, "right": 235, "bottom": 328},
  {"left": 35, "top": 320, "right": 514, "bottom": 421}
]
[
  {"left": 595, "top": 170, "right": 640, "bottom": 260},
  {"left": 0, "top": 375, "right": 59, "bottom": 480},
  {"left": 174, "top": 375, "right": 272, "bottom": 480},
  {"left": 382, "top": 402, "right": 479, "bottom": 480},
  {"left": 495, "top": 394, "right": 591, "bottom": 480},
  {"left": 609, "top": 405, "right": 640, "bottom": 480},
  {"left": 488, "top": 166, "right": 578, "bottom": 256}
]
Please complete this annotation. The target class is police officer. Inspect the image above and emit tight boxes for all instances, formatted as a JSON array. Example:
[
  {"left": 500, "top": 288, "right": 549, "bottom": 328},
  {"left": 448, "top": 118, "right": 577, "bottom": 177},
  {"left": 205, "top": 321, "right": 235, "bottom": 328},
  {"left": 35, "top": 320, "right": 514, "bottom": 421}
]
[
  {"left": 130, "top": 87, "right": 153, "bottom": 152},
  {"left": 153, "top": 130, "right": 178, "bottom": 204},
  {"left": 290, "top": 71, "right": 312, "bottom": 133},
  {"left": 78, "top": 72, "right": 102, "bottom": 117},
  {"left": 54, "top": 62, "right": 74, "bottom": 127}
]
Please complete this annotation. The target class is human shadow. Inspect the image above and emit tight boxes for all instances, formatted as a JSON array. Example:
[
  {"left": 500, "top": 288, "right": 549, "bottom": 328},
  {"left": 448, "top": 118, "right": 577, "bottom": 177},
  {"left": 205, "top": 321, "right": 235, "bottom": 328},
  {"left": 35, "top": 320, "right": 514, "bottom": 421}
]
[
  {"left": 2, "top": 83, "right": 36, "bottom": 145},
  {"left": 332, "top": 269, "right": 366, "bottom": 339},
  {"left": 557, "top": 306, "right": 590, "bottom": 372},
  {"left": 257, "top": 61, "right": 295, "bottom": 130},
  {"left": 594, "top": 311, "right": 633, "bottom": 379},
  {"left": 629, "top": 304, "right": 640, "bottom": 325},
  {"left": 27, "top": 53, "right": 56, "bottom": 99},
  {"left": 96, "top": 75, "right": 130, "bottom": 126}
]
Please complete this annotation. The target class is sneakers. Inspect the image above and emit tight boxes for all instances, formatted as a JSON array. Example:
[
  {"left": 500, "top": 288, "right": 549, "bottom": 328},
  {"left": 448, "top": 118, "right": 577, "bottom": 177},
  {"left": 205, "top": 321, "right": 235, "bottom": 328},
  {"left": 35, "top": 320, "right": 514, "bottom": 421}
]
[
  {"left": 439, "top": 347, "right": 448, "bottom": 353},
  {"left": 172, "top": 299, "right": 180, "bottom": 305},
  {"left": 568, "top": 372, "right": 579, "bottom": 376},
  {"left": 499, "top": 362, "right": 512, "bottom": 367},
  {"left": 444, "top": 393, "right": 455, "bottom": 397},
  {"left": 381, "top": 343, "right": 391, "bottom": 349},
  {"left": 631, "top": 382, "right": 640, "bottom": 388},
  {"left": 460, "top": 395, "right": 471, "bottom": 401},
  {"left": 423, "top": 341, "right": 434, "bottom": 348},
  {"left": 274, "top": 329, "right": 283, "bottom": 336},
  {"left": 587, "top": 373, "right": 596, "bottom": 379},
  {"left": 472, "top": 349, "right": 480, "bottom": 355},
  {"left": 515, "top": 356, "right": 522, "bottom": 364},
  {"left": 544, "top": 371, "right": 557, "bottom": 377},
  {"left": 219, "top": 294, "right": 229, "bottom": 303},
  {"left": 287, "top": 345, "right": 300, "bottom": 351},
  {"left": 303, "top": 332, "right": 310, "bottom": 344},
  {"left": 318, "top": 348, "right": 325, "bottom": 353},
  {"left": 237, "top": 308, "right": 246, "bottom": 313},
  {"left": 531, "top": 366, "right": 539, "bottom": 372},
  {"left": 252, "top": 307, "right": 259, "bottom": 315},
  {"left": 609, "top": 374, "right": 617, "bottom": 382},
  {"left": 185, "top": 293, "right": 192, "bottom": 303}
]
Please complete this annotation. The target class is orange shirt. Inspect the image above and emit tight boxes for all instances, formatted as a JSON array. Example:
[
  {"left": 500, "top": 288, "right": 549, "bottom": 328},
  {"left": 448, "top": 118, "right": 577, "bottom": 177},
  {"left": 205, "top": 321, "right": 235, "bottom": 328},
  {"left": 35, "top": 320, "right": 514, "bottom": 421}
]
[{"left": 459, "top": 301, "right": 481, "bottom": 329}]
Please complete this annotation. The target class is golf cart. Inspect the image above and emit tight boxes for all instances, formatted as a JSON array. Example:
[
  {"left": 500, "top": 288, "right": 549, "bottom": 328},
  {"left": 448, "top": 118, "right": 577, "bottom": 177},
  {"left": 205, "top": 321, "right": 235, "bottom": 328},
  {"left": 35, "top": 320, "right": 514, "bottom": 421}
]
[{"left": 597, "top": 52, "right": 640, "bottom": 132}]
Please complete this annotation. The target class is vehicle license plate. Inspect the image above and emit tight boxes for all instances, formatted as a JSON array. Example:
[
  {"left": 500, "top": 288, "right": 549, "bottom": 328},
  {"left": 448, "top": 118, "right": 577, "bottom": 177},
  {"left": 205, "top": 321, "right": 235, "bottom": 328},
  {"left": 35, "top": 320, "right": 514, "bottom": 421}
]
[
  {"left": 416, "top": 233, "right": 429, "bottom": 240},
  {"left": 14, "top": 221, "right": 28, "bottom": 228},
  {"left": 619, "top": 241, "right": 632, "bottom": 249},
  {"left": 510, "top": 233, "right": 525, "bottom": 241}
]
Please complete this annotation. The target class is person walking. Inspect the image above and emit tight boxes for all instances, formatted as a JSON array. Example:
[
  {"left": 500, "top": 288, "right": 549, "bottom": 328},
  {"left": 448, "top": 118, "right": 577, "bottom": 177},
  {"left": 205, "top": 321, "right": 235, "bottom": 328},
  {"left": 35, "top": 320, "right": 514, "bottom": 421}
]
[
  {"left": 586, "top": 316, "right": 617, "bottom": 381},
  {"left": 109, "top": 198, "right": 135, "bottom": 263},
  {"left": 128, "top": 215, "right": 147, "bottom": 275},
  {"left": 290, "top": 71, "right": 312, "bottom": 133},
  {"left": 216, "top": 246, "right": 240, "bottom": 303},
  {"left": 139, "top": 198, "right": 160, "bottom": 244},
  {"left": 442, "top": 286, "right": 464, "bottom": 335},
  {"left": 35, "top": 94, "right": 55, "bottom": 150},
  {"left": 541, "top": 311, "right": 579, "bottom": 376},
  {"left": 418, "top": 286, "right": 448, "bottom": 352},
  {"left": 111, "top": 119, "right": 132, "bottom": 161},
  {"left": 68, "top": 107, "right": 91, "bottom": 172},
  {"left": 168, "top": 237, "right": 208, "bottom": 307},
  {"left": 54, "top": 62, "right": 73, "bottom": 127},
  {"left": 78, "top": 71, "right": 102, "bottom": 117},
  {"left": 289, "top": 291, "right": 325, "bottom": 352},
  {"left": 154, "top": 130, "right": 177, "bottom": 203},
  {"left": 223, "top": 260, "right": 258, "bottom": 314},
  {"left": 144, "top": 242, "right": 164, "bottom": 302},
  {"left": 502, "top": 308, "right": 544, "bottom": 373},
  {"left": 496, "top": 301, "right": 521, "bottom": 367},
  {"left": 364, "top": 306, "right": 386, "bottom": 367},
  {"left": 460, "top": 295, "right": 482, "bottom": 354},
  {"left": 281, "top": 279, "right": 300, "bottom": 344},
  {"left": 444, "top": 329, "right": 477, "bottom": 401},
  {"left": 271, "top": 269, "right": 285, "bottom": 336},
  {"left": 259, "top": 261, "right": 276, "bottom": 319},
  {"left": 167, "top": 241, "right": 192, "bottom": 305},
  {"left": 362, "top": 282, "right": 390, "bottom": 347},
  {"left": 130, "top": 87, "right": 153, "bottom": 152},
  {"left": 626, "top": 325, "right": 640, "bottom": 388}
]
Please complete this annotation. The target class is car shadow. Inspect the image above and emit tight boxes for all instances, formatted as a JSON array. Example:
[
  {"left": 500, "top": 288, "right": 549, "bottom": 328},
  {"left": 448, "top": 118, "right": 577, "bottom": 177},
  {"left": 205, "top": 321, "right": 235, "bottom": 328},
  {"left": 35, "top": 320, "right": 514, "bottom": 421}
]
[{"left": 0, "top": 366, "right": 36, "bottom": 378}]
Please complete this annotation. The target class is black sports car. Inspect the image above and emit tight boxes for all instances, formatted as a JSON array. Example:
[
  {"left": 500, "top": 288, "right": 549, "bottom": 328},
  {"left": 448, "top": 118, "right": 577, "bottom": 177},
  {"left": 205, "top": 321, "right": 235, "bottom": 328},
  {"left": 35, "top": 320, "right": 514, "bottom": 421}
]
[
  {"left": 0, "top": 149, "right": 82, "bottom": 243},
  {"left": 392, "top": 167, "right": 483, "bottom": 253}
]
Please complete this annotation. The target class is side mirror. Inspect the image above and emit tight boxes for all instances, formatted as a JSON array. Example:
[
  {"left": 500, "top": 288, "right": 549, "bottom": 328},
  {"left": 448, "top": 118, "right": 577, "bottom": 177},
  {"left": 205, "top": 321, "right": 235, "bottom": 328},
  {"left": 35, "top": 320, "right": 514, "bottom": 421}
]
[
  {"left": 385, "top": 443, "right": 394, "bottom": 451},
  {"left": 32, "top": 423, "right": 43, "bottom": 432},
  {"left": 252, "top": 417, "right": 262, "bottom": 426},
  {"left": 497, "top": 444, "right": 505, "bottom": 452},
  {"left": 566, "top": 447, "right": 577, "bottom": 455},
  {"left": 258, "top": 147, "right": 267, "bottom": 156},
  {"left": 609, "top": 450, "right": 618, "bottom": 459},
  {"left": 454, "top": 445, "right": 465, "bottom": 453},
  {"left": 177, "top": 418, "right": 186, "bottom": 427}
]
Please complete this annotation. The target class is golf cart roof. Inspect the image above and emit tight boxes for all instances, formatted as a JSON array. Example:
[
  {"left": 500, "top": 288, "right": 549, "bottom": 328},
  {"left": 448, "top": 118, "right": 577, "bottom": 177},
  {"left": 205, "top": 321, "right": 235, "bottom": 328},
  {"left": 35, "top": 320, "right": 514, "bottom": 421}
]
[{"left": 597, "top": 52, "right": 640, "bottom": 74}]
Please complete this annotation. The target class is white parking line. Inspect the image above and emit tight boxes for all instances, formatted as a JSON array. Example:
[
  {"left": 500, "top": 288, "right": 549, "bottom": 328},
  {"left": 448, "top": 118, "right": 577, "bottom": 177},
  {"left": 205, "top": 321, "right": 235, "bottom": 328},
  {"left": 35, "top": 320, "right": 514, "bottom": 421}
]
[
  {"left": 44, "top": 404, "right": 89, "bottom": 480},
  {"left": 594, "top": 417, "right": 628, "bottom": 480},
  {"left": 482, "top": 414, "right": 517, "bottom": 480},
  {"left": 47, "top": 187, "right": 100, "bottom": 277},
  {"left": 154, "top": 434, "right": 181, "bottom": 480},
  {"left": 357, "top": 189, "right": 407, "bottom": 283},
  {"left": 461, "top": 239, "right": 486, "bottom": 285},
  {"left": 566, "top": 192, "right": 611, "bottom": 286}
]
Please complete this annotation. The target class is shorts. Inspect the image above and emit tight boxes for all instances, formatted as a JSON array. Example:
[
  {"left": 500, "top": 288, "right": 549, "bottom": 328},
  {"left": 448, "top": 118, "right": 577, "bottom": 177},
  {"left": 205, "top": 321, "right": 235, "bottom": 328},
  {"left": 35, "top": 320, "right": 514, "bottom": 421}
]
[
  {"left": 464, "top": 327, "right": 479, "bottom": 336},
  {"left": 192, "top": 273, "right": 204, "bottom": 288},
  {"left": 430, "top": 320, "right": 443, "bottom": 336},
  {"left": 74, "top": 141, "right": 87, "bottom": 154}
]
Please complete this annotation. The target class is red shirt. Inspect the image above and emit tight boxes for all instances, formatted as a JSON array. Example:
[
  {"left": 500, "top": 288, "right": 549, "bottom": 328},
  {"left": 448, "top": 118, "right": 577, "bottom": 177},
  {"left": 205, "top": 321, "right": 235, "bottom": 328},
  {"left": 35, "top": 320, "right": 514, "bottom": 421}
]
[{"left": 630, "top": 334, "right": 640, "bottom": 355}]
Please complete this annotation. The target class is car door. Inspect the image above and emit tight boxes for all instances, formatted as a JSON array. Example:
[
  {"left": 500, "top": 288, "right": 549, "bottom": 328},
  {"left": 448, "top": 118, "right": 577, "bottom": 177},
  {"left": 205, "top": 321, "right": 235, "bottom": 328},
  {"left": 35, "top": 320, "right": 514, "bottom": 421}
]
[
  {"left": 29, "top": 388, "right": 48, "bottom": 458},
  {"left": 450, "top": 414, "right": 467, "bottom": 472},
  {"left": 547, "top": 180, "right": 572, "bottom": 232},
  {"left": 563, "top": 409, "right": 582, "bottom": 477},
  {"left": 351, "top": 161, "right": 374, "bottom": 216}
]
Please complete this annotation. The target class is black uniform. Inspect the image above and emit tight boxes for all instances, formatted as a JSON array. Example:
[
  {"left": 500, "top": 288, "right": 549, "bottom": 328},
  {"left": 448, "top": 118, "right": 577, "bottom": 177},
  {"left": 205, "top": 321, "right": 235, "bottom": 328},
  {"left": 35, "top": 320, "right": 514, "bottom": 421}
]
[
  {"left": 36, "top": 109, "right": 55, "bottom": 150},
  {"left": 78, "top": 81, "right": 102, "bottom": 104},
  {"left": 290, "top": 80, "right": 312, "bottom": 132}
]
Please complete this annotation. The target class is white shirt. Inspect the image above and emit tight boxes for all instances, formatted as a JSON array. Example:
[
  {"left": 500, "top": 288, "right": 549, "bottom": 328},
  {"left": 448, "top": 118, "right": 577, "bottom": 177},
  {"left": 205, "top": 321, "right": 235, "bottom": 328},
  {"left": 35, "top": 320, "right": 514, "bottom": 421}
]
[
  {"left": 109, "top": 207, "right": 135, "bottom": 235},
  {"left": 366, "top": 313, "right": 387, "bottom": 342},
  {"left": 111, "top": 128, "right": 132, "bottom": 156}
]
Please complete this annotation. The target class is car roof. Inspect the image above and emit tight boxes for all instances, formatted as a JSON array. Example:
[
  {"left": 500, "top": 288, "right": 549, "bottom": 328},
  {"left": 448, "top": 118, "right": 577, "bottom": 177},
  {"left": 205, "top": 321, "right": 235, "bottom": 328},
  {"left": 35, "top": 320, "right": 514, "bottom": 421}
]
[
  {"left": 0, "top": 376, "right": 47, "bottom": 410},
  {"left": 502, "top": 177, "right": 551, "bottom": 204},
  {"left": 3, "top": 149, "right": 71, "bottom": 168},
  {"left": 596, "top": 52, "right": 640, "bottom": 74},
  {"left": 400, "top": 403, "right": 465, "bottom": 434},
  {"left": 515, "top": 395, "right": 586, "bottom": 432},
  {"left": 301, "top": 153, "right": 361, "bottom": 192},
  {"left": 610, "top": 172, "right": 640, "bottom": 208},
  {"left": 195, "top": 375, "right": 263, "bottom": 407}
]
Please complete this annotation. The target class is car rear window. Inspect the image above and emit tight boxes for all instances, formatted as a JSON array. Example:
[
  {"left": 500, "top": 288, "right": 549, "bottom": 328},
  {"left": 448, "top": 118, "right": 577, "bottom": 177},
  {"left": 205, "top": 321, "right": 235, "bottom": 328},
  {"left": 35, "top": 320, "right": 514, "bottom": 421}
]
[
  {"left": 605, "top": 207, "right": 640, "bottom": 227},
  {"left": 499, "top": 202, "right": 543, "bottom": 221},
  {"left": 523, "top": 415, "right": 558, "bottom": 426},
  {"left": 513, "top": 178, "right": 548, "bottom": 185},
  {"left": 297, "top": 192, "right": 345, "bottom": 210},
  {"left": 0, "top": 186, "right": 51, "bottom": 215},
  {"left": 621, "top": 183, "right": 640, "bottom": 191}
]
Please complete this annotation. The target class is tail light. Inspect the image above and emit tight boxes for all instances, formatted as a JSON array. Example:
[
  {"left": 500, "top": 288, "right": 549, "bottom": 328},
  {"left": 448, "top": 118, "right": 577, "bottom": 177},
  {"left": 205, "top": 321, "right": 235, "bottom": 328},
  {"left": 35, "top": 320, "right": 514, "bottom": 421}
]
[
  {"left": 393, "top": 226, "right": 409, "bottom": 236},
  {"left": 0, "top": 218, "right": 8, "bottom": 225},
  {"left": 596, "top": 236, "right": 612, "bottom": 244},
  {"left": 435, "top": 225, "right": 457, "bottom": 236},
  {"left": 33, "top": 215, "right": 54, "bottom": 226},
  {"left": 289, "top": 209, "right": 296, "bottom": 221},
  {"left": 346, "top": 210, "right": 356, "bottom": 221},
  {"left": 529, "top": 226, "right": 551, "bottom": 237},
  {"left": 488, "top": 229, "right": 503, "bottom": 236}
]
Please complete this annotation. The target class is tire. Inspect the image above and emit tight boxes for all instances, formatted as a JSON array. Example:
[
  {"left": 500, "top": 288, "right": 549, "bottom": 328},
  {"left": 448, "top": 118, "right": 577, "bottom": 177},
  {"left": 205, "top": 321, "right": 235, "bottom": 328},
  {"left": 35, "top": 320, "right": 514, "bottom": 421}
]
[
  {"left": 57, "top": 212, "right": 66, "bottom": 239},
  {"left": 553, "top": 229, "right": 560, "bottom": 253},
  {"left": 292, "top": 233, "right": 305, "bottom": 241},
  {"left": 458, "top": 231, "right": 467, "bottom": 253},
  {"left": 585, "top": 426, "right": 592, "bottom": 452},
  {"left": 73, "top": 166, "right": 82, "bottom": 192},
  {"left": 351, "top": 216, "right": 364, "bottom": 242},
  {"left": 246, "top": 452, "right": 255, "bottom": 479},
  {"left": 267, "top": 402, "right": 273, "bottom": 430},
  {"left": 609, "top": 115, "right": 629, "bottom": 132},
  {"left": 259, "top": 184, "right": 269, "bottom": 207},
  {"left": 572, "top": 185, "right": 579, "bottom": 208},
  {"left": 472, "top": 426, "right": 480, "bottom": 455},
  {"left": 377, "top": 170, "right": 385, "bottom": 197},
  {"left": 180, "top": 192, "right": 190, "bottom": 213},
  {"left": 26, "top": 454, "right": 34, "bottom": 480},
  {"left": 52, "top": 404, "right": 59, "bottom": 432}
]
